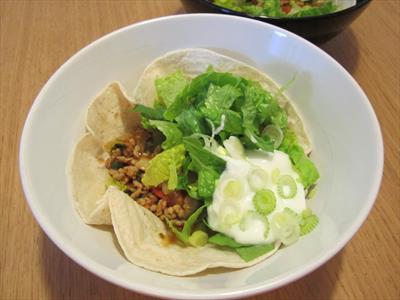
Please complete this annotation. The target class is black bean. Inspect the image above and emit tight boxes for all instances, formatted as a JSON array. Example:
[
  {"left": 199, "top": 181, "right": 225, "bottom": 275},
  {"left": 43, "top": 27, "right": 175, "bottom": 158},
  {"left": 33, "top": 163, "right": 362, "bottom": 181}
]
[
  {"left": 111, "top": 143, "right": 126, "bottom": 150},
  {"left": 110, "top": 160, "right": 126, "bottom": 170}
]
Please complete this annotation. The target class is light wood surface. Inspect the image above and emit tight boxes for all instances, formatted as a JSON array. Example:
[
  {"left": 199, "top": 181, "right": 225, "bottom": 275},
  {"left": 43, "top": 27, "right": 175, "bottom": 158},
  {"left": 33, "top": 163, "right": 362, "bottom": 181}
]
[{"left": 1, "top": 1, "right": 399, "bottom": 299}]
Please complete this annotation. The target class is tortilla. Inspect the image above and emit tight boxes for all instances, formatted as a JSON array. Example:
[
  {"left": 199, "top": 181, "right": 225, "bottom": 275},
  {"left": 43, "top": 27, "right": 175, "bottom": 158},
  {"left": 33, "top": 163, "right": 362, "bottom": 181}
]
[
  {"left": 134, "top": 48, "right": 311, "bottom": 154},
  {"left": 70, "top": 83, "right": 138, "bottom": 225},
  {"left": 107, "top": 186, "right": 280, "bottom": 276},
  {"left": 69, "top": 48, "right": 313, "bottom": 275}
]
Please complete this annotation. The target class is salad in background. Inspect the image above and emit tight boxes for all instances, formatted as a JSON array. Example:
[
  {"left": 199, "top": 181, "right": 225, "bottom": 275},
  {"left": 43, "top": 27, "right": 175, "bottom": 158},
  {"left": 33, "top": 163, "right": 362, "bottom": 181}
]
[{"left": 212, "top": 0, "right": 356, "bottom": 18}]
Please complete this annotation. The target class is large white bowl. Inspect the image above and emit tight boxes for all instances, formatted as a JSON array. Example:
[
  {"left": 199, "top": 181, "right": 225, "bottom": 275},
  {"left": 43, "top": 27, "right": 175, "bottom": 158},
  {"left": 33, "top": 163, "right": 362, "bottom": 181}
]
[{"left": 19, "top": 14, "right": 383, "bottom": 299}]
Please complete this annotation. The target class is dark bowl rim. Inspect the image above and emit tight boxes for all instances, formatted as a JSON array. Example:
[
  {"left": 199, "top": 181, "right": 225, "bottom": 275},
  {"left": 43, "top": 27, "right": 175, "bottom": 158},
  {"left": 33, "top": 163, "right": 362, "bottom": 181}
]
[{"left": 192, "top": 0, "right": 372, "bottom": 22}]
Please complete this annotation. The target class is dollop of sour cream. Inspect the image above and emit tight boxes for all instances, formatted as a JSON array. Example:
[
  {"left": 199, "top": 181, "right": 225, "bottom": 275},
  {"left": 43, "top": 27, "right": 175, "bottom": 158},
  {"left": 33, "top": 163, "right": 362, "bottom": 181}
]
[{"left": 207, "top": 150, "right": 306, "bottom": 245}]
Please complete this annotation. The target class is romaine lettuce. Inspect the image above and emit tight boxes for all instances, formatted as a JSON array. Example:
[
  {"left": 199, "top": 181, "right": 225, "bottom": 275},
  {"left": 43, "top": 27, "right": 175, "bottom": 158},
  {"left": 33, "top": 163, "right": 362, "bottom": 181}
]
[
  {"left": 279, "top": 129, "right": 319, "bottom": 188},
  {"left": 155, "top": 70, "right": 188, "bottom": 107},
  {"left": 141, "top": 144, "right": 185, "bottom": 189},
  {"left": 208, "top": 233, "right": 275, "bottom": 262},
  {"left": 148, "top": 120, "right": 182, "bottom": 149}
]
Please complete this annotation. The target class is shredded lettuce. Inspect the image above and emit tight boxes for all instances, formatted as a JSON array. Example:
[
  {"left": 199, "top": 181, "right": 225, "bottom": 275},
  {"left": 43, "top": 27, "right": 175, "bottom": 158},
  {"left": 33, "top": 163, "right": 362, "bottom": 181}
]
[
  {"left": 182, "top": 137, "right": 226, "bottom": 203},
  {"left": 182, "top": 137, "right": 226, "bottom": 173},
  {"left": 175, "top": 107, "right": 206, "bottom": 135},
  {"left": 148, "top": 120, "right": 182, "bottom": 149},
  {"left": 135, "top": 67, "right": 320, "bottom": 251}
]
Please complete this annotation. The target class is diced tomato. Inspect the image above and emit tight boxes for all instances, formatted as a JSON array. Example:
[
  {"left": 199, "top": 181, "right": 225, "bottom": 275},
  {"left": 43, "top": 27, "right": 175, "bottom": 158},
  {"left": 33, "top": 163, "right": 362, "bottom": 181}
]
[
  {"left": 282, "top": 4, "right": 292, "bottom": 14},
  {"left": 151, "top": 188, "right": 165, "bottom": 198}
]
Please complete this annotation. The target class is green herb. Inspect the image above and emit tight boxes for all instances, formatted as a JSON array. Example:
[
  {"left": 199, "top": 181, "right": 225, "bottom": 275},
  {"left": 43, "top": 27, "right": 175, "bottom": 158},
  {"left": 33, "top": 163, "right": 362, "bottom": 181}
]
[{"left": 253, "top": 189, "right": 276, "bottom": 215}]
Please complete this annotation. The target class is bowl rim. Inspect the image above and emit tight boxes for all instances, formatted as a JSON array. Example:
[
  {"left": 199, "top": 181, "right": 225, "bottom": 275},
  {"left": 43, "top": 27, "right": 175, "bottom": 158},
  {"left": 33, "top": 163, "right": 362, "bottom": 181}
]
[
  {"left": 19, "top": 13, "right": 383, "bottom": 299},
  {"left": 192, "top": 0, "right": 372, "bottom": 22}
]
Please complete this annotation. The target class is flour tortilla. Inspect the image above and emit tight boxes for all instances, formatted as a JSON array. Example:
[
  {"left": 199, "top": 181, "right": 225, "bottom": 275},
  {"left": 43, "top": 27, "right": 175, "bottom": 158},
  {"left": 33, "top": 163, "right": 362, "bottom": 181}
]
[
  {"left": 70, "top": 83, "right": 138, "bottom": 225},
  {"left": 69, "top": 48, "right": 312, "bottom": 275},
  {"left": 107, "top": 186, "right": 280, "bottom": 276},
  {"left": 134, "top": 48, "right": 312, "bottom": 154}
]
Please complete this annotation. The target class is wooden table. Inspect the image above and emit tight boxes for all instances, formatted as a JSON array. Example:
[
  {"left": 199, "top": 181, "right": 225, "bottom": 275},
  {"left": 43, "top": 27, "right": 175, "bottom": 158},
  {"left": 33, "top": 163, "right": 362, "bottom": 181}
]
[{"left": 1, "top": 1, "right": 399, "bottom": 299}]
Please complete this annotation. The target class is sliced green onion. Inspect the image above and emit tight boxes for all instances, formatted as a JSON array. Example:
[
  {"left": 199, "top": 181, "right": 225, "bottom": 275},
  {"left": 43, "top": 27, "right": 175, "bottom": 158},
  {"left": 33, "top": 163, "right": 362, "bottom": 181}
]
[
  {"left": 219, "top": 205, "right": 242, "bottom": 230},
  {"left": 216, "top": 146, "right": 228, "bottom": 156},
  {"left": 247, "top": 168, "right": 268, "bottom": 191},
  {"left": 188, "top": 230, "right": 209, "bottom": 247},
  {"left": 239, "top": 211, "right": 270, "bottom": 238},
  {"left": 306, "top": 184, "right": 318, "bottom": 199},
  {"left": 252, "top": 189, "right": 276, "bottom": 215},
  {"left": 271, "top": 210, "right": 300, "bottom": 246},
  {"left": 223, "top": 136, "right": 245, "bottom": 159},
  {"left": 271, "top": 168, "right": 280, "bottom": 184},
  {"left": 277, "top": 175, "right": 297, "bottom": 199},
  {"left": 283, "top": 207, "right": 299, "bottom": 219},
  {"left": 221, "top": 178, "right": 243, "bottom": 200},
  {"left": 222, "top": 212, "right": 242, "bottom": 226},
  {"left": 300, "top": 209, "right": 319, "bottom": 236},
  {"left": 262, "top": 125, "right": 283, "bottom": 148}
]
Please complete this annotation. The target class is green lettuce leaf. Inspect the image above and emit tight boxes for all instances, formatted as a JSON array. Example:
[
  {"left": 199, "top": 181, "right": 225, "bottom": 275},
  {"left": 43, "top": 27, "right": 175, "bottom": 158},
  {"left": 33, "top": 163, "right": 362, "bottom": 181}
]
[
  {"left": 175, "top": 107, "right": 207, "bottom": 135},
  {"left": 208, "top": 233, "right": 243, "bottom": 248},
  {"left": 204, "top": 83, "right": 242, "bottom": 110},
  {"left": 132, "top": 103, "right": 165, "bottom": 120},
  {"left": 208, "top": 233, "right": 275, "bottom": 262},
  {"left": 155, "top": 70, "right": 188, "bottom": 107},
  {"left": 244, "top": 128, "right": 274, "bottom": 152},
  {"left": 197, "top": 168, "right": 220, "bottom": 199},
  {"left": 222, "top": 110, "right": 243, "bottom": 134},
  {"left": 142, "top": 144, "right": 185, "bottom": 188},
  {"left": 148, "top": 120, "right": 182, "bottom": 149},
  {"left": 106, "top": 176, "right": 128, "bottom": 191},
  {"left": 163, "top": 85, "right": 190, "bottom": 121},
  {"left": 235, "top": 243, "right": 275, "bottom": 262},
  {"left": 279, "top": 129, "right": 319, "bottom": 188},
  {"left": 182, "top": 137, "right": 226, "bottom": 173},
  {"left": 188, "top": 69, "right": 242, "bottom": 109},
  {"left": 167, "top": 205, "right": 206, "bottom": 246},
  {"left": 262, "top": 0, "right": 285, "bottom": 17}
]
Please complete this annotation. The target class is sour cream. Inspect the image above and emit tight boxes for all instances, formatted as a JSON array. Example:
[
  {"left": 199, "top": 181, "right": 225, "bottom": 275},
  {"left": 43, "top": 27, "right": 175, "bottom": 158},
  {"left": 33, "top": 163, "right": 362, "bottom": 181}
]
[{"left": 207, "top": 150, "right": 306, "bottom": 245}]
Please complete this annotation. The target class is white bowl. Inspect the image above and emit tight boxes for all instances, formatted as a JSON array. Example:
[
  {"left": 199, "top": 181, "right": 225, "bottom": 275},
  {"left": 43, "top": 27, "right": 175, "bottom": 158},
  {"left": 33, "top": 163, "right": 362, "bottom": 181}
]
[{"left": 19, "top": 14, "right": 383, "bottom": 299}]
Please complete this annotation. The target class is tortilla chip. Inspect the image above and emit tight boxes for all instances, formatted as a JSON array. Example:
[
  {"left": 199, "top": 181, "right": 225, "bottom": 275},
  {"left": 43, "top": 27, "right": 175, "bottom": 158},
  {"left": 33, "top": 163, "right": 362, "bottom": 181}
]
[
  {"left": 134, "top": 48, "right": 312, "bottom": 154},
  {"left": 107, "top": 186, "right": 280, "bottom": 276}
]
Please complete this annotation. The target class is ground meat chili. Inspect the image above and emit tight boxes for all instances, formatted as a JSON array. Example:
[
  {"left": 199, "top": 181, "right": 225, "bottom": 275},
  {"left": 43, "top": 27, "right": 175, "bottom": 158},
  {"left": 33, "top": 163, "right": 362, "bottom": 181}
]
[{"left": 105, "top": 127, "right": 197, "bottom": 228}]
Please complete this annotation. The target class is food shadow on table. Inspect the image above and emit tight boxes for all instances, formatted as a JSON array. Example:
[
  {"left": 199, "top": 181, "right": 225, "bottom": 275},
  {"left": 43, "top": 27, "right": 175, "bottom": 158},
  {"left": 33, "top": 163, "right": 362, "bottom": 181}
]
[
  {"left": 39, "top": 231, "right": 344, "bottom": 299},
  {"left": 318, "top": 28, "right": 360, "bottom": 75}
]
